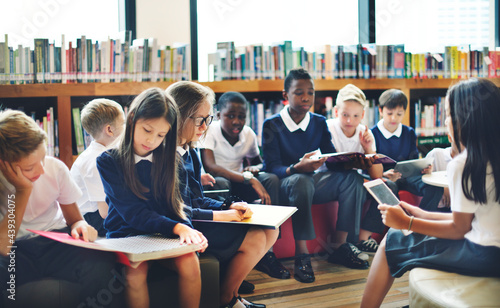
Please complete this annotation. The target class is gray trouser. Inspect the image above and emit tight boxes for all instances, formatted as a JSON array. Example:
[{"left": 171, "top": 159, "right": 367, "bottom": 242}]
[{"left": 279, "top": 170, "right": 365, "bottom": 242}]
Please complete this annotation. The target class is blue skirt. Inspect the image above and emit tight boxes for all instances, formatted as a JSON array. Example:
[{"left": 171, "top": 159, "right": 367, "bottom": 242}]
[
  {"left": 194, "top": 221, "right": 249, "bottom": 263},
  {"left": 385, "top": 228, "right": 500, "bottom": 278}
]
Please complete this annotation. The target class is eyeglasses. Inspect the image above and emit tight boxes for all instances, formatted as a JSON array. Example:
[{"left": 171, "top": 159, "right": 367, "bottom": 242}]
[{"left": 189, "top": 115, "right": 213, "bottom": 127}]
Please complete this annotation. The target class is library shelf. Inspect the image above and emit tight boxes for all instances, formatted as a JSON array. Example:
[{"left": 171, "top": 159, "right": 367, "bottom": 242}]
[{"left": 2, "top": 78, "right": 499, "bottom": 168}]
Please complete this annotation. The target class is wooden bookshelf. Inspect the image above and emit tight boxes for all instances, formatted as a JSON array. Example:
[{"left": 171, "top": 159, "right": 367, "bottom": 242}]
[{"left": 2, "top": 78, "right": 499, "bottom": 168}]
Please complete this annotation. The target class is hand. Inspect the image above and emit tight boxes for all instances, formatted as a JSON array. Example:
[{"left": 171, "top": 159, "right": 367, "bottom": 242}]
[
  {"left": 399, "top": 201, "right": 425, "bottom": 218},
  {"left": 173, "top": 223, "right": 208, "bottom": 253},
  {"left": 0, "top": 160, "right": 33, "bottom": 192},
  {"left": 295, "top": 151, "right": 326, "bottom": 173},
  {"left": 441, "top": 187, "right": 450, "bottom": 207},
  {"left": 200, "top": 173, "right": 216, "bottom": 187},
  {"left": 70, "top": 220, "right": 98, "bottom": 242},
  {"left": 359, "top": 127, "right": 374, "bottom": 153},
  {"left": 229, "top": 202, "right": 253, "bottom": 219},
  {"left": 217, "top": 209, "right": 245, "bottom": 221},
  {"left": 244, "top": 165, "right": 261, "bottom": 176},
  {"left": 384, "top": 169, "right": 401, "bottom": 182},
  {"left": 350, "top": 154, "right": 374, "bottom": 170},
  {"left": 249, "top": 178, "right": 271, "bottom": 205},
  {"left": 421, "top": 164, "right": 433, "bottom": 175},
  {"left": 378, "top": 203, "right": 410, "bottom": 230}
]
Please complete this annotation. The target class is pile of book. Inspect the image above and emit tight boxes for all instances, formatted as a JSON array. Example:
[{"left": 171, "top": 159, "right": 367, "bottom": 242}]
[
  {"left": 0, "top": 33, "right": 190, "bottom": 85},
  {"left": 208, "top": 41, "right": 497, "bottom": 81}
]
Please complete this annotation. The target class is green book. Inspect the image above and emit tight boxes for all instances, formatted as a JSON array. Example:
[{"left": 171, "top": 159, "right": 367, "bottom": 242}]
[{"left": 72, "top": 107, "right": 85, "bottom": 154}]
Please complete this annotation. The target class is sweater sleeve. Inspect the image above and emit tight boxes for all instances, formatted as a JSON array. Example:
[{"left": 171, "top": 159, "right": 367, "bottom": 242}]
[
  {"left": 96, "top": 152, "right": 180, "bottom": 237},
  {"left": 262, "top": 118, "right": 288, "bottom": 179}
]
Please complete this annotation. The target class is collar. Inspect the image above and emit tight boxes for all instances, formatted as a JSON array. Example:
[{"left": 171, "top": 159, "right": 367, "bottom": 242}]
[
  {"left": 176, "top": 146, "right": 187, "bottom": 157},
  {"left": 134, "top": 153, "right": 153, "bottom": 164},
  {"left": 280, "top": 105, "right": 310, "bottom": 132},
  {"left": 377, "top": 119, "right": 402, "bottom": 138}
]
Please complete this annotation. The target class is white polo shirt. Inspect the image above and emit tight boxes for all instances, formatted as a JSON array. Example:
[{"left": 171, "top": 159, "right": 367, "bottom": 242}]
[
  {"left": 201, "top": 121, "right": 260, "bottom": 172},
  {"left": 449, "top": 151, "right": 500, "bottom": 248},
  {"left": 0, "top": 156, "right": 82, "bottom": 240},
  {"left": 70, "top": 141, "right": 108, "bottom": 215},
  {"left": 426, "top": 147, "right": 453, "bottom": 172},
  {"left": 326, "top": 118, "right": 376, "bottom": 153}
]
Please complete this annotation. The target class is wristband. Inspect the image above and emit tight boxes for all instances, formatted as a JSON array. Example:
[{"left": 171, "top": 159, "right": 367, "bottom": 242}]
[
  {"left": 289, "top": 164, "right": 298, "bottom": 175},
  {"left": 408, "top": 215, "right": 414, "bottom": 231}
]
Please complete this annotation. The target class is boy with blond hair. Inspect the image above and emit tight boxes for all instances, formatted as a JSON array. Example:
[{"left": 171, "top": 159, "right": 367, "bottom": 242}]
[
  {"left": 326, "top": 84, "right": 386, "bottom": 253},
  {"left": 71, "top": 98, "right": 125, "bottom": 236}
]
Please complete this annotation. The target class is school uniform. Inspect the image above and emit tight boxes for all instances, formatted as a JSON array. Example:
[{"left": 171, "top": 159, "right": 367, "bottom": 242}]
[
  {"left": 371, "top": 120, "right": 443, "bottom": 211},
  {"left": 178, "top": 146, "right": 249, "bottom": 262},
  {"left": 386, "top": 151, "right": 500, "bottom": 278},
  {"left": 426, "top": 146, "right": 453, "bottom": 172},
  {"left": 97, "top": 150, "right": 193, "bottom": 239},
  {"left": 262, "top": 106, "right": 365, "bottom": 242},
  {"left": 326, "top": 118, "right": 385, "bottom": 235},
  {"left": 70, "top": 140, "right": 108, "bottom": 236},
  {"left": 0, "top": 157, "right": 115, "bottom": 302},
  {"left": 201, "top": 121, "right": 279, "bottom": 203}
]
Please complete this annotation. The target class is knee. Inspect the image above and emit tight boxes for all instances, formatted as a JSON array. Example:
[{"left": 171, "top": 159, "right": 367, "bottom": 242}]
[
  {"left": 176, "top": 252, "right": 201, "bottom": 278},
  {"left": 214, "top": 177, "right": 231, "bottom": 189},
  {"left": 126, "top": 263, "right": 148, "bottom": 289},
  {"left": 242, "top": 228, "right": 268, "bottom": 254},
  {"left": 286, "top": 174, "right": 314, "bottom": 192}
]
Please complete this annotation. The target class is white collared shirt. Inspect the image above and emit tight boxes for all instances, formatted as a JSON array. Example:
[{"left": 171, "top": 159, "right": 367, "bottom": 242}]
[
  {"left": 70, "top": 141, "right": 108, "bottom": 214},
  {"left": 327, "top": 118, "right": 376, "bottom": 153},
  {"left": 280, "top": 105, "right": 311, "bottom": 132},
  {"left": 176, "top": 146, "right": 187, "bottom": 157},
  {"left": 376, "top": 119, "right": 402, "bottom": 139},
  {"left": 134, "top": 153, "right": 153, "bottom": 164},
  {"left": 201, "top": 121, "right": 259, "bottom": 172}
]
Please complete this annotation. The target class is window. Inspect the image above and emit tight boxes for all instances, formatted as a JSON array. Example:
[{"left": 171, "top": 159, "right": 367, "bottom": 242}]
[
  {"left": 1, "top": 0, "right": 120, "bottom": 48},
  {"left": 197, "top": 0, "right": 359, "bottom": 81},
  {"left": 376, "top": 0, "right": 491, "bottom": 53}
]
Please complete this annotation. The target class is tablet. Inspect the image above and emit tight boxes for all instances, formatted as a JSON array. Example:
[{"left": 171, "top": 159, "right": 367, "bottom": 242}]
[
  {"left": 363, "top": 179, "right": 412, "bottom": 235},
  {"left": 394, "top": 157, "right": 433, "bottom": 178}
]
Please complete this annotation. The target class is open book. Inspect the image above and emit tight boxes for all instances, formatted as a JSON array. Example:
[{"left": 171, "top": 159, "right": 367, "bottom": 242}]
[
  {"left": 29, "top": 229, "right": 201, "bottom": 266},
  {"left": 312, "top": 152, "right": 396, "bottom": 164},
  {"left": 394, "top": 157, "right": 433, "bottom": 178},
  {"left": 193, "top": 204, "right": 297, "bottom": 229}
]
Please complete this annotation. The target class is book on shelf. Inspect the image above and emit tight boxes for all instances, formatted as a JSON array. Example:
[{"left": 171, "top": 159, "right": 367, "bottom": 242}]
[
  {"left": 311, "top": 152, "right": 396, "bottom": 165},
  {"left": 206, "top": 40, "right": 495, "bottom": 82},
  {"left": 193, "top": 204, "right": 297, "bottom": 229},
  {"left": 394, "top": 157, "right": 433, "bottom": 178},
  {"left": 0, "top": 33, "right": 190, "bottom": 84},
  {"left": 72, "top": 107, "right": 85, "bottom": 155},
  {"left": 29, "top": 229, "right": 201, "bottom": 267}
]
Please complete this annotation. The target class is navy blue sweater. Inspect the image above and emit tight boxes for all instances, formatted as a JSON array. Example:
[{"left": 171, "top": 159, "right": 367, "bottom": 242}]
[
  {"left": 371, "top": 124, "right": 419, "bottom": 165},
  {"left": 179, "top": 148, "right": 223, "bottom": 220},
  {"left": 262, "top": 112, "right": 336, "bottom": 179},
  {"left": 97, "top": 150, "right": 191, "bottom": 239}
]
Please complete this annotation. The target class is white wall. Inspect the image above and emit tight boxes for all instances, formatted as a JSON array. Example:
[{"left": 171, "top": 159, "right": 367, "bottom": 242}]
[{"left": 136, "top": 0, "right": 190, "bottom": 46}]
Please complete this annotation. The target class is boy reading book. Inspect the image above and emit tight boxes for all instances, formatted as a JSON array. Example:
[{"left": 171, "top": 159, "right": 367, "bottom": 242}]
[
  {"left": 371, "top": 89, "right": 443, "bottom": 211},
  {"left": 325, "top": 84, "right": 387, "bottom": 253},
  {"left": 0, "top": 110, "right": 115, "bottom": 306},
  {"left": 262, "top": 69, "right": 374, "bottom": 280}
]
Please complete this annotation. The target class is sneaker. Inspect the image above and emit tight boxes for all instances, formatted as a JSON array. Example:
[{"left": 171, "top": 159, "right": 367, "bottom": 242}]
[
  {"left": 238, "top": 296, "right": 266, "bottom": 308},
  {"left": 356, "top": 237, "right": 379, "bottom": 254},
  {"left": 294, "top": 254, "right": 315, "bottom": 283},
  {"left": 255, "top": 252, "right": 291, "bottom": 279},
  {"left": 238, "top": 280, "right": 255, "bottom": 294},
  {"left": 328, "top": 243, "right": 370, "bottom": 269}
]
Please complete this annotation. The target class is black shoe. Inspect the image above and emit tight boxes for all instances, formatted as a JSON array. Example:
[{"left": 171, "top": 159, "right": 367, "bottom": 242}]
[
  {"left": 355, "top": 237, "right": 379, "bottom": 254},
  {"left": 238, "top": 280, "right": 255, "bottom": 294},
  {"left": 255, "top": 251, "right": 291, "bottom": 279},
  {"left": 238, "top": 296, "right": 266, "bottom": 308},
  {"left": 294, "top": 254, "right": 315, "bottom": 283},
  {"left": 328, "top": 243, "right": 370, "bottom": 269},
  {"left": 220, "top": 297, "right": 244, "bottom": 308}
]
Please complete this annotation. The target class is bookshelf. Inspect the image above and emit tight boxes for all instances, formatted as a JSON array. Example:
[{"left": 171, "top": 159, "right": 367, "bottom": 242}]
[{"left": 2, "top": 78, "right": 499, "bottom": 168}]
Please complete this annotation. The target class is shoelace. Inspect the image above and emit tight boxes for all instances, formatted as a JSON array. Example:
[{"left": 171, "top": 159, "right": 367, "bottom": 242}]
[
  {"left": 349, "top": 243, "right": 363, "bottom": 256},
  {"left": 363, "top": 238, "right": 378, "bottom": 249}
]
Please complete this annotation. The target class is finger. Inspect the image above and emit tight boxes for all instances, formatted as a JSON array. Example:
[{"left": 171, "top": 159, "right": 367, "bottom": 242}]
[
  {"left": 81, "top": 227, "right": 89, "bottom": 242},
  {"left": 71, "top": 228, "right": 80, "bottom": 240}
]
